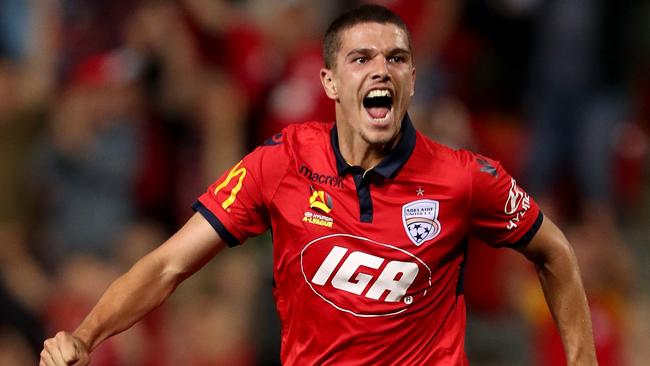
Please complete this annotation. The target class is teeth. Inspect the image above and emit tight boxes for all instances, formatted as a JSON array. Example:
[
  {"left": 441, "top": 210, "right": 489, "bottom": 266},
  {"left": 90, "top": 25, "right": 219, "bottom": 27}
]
[{"left": 367, "top": 89, "right": 392, "bottom": 98}]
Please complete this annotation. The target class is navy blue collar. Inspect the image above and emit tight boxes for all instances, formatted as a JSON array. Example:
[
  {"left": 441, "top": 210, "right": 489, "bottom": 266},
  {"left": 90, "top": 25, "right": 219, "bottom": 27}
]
[{"left": 331, "top": 114, "right": 417, "bottom": 178}]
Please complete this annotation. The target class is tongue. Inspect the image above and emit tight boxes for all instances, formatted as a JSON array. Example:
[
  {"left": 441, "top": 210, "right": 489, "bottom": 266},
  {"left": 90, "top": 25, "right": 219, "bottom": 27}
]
[{"left": 367, "top": 107, "right": 390, "bottom": 119}]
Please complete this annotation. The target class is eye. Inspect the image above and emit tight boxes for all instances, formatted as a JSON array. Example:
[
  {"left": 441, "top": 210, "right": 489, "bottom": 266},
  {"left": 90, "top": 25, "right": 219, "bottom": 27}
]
[
  {"left": 388, "top": 55, "right": 406, "bottom": 63},
  {"left": 354, "top": 57, "right": 367, "bottom": 64}
]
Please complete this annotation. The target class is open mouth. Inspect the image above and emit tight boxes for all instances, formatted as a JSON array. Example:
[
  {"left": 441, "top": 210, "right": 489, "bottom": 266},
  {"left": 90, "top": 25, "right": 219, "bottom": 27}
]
[{"left": 363, "top": 89, "right": 393, "bottom": 120}]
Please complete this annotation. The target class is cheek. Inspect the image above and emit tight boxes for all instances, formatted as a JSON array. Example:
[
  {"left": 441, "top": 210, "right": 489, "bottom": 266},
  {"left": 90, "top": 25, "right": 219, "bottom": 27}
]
[{"left": 337, "top": 83, "right": 357, "bottom": 103}]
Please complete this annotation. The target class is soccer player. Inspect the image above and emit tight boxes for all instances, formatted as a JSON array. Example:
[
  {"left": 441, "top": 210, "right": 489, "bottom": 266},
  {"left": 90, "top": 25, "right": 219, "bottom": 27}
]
[{"left": 40, "top": 5, "right": 597, "bottom": 366}]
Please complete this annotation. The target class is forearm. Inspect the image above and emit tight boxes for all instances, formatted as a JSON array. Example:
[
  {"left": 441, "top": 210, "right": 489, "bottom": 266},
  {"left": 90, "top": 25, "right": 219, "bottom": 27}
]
[
  {"left": 40, "top": 213, "right": 223, "bottom": 365},
  {"left": 535, "top": 245, "right": 597, "bottom": 365},
  {"left": 72, "top": 253, "right": 182, "bottom": 351}
]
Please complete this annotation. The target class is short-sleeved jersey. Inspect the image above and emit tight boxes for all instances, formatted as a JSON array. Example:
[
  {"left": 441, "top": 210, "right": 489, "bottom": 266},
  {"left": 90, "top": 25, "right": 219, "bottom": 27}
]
[{"left": 194, "top": 116, "right": 542, "bottom": 365}]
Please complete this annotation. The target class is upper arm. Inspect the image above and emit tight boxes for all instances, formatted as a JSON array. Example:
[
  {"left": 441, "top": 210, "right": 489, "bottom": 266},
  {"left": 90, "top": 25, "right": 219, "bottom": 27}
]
[
  {"left": 516, "top": 215, "right": 575, "bottom": 266},
  {"left": 467, "top": 152, "right": 542, "bottom": 248},
  {"left": 149, "top": 212, "right": 226, "bottom": 280}
]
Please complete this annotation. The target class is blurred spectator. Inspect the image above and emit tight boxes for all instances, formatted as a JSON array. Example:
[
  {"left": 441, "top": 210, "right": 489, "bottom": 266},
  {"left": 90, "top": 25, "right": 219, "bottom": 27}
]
[
  {"left": 523, "top": 5, "right": 646, "bottom": 364},
  {"left": 122, "top": 0, "right": 251, "bottom": 223},
  {"left": 0, "top": 3, "right": 59, "bottom": 365},
  {"left": 57, "top": 0, "right": 138, "bottom": 80},
  {"left": 0, "top": 0, "right": 28, "bottom": 60},
  {"left": 0, "top": 224, "right": 48, "bottom": 365},
  {"left": 0, "top": 0, "right": 59, "bottom": 224},
  {"left": 0, "top": 59, "right": 42, "bottom": 224},
  {"left": 32, "top": 49, "right": 145, "bottom": 264},
  {"left": 525, "top": 0, "right": 635, "bottom": 220},
  {"left": 244, "top": 0, "right": 336, "bottom": 147}
]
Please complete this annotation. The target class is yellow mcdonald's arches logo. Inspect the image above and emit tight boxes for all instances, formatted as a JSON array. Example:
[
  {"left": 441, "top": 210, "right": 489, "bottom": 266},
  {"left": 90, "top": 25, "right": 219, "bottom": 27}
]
[
  {"left": 309, "top": 189, "right": 332, "bottom": 214},
  {"left": 214, "top": 160, "right": 247, "bottom": 210}
]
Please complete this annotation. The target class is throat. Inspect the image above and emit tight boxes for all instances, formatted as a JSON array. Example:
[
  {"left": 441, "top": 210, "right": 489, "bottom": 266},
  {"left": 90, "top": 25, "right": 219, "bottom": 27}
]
[{"left": 337, "top": 130, "right": 402, "bottom": 171}]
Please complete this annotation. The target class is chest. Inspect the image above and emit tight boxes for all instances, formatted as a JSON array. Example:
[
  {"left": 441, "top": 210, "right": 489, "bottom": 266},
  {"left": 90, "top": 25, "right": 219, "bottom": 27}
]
[
  {"left": 270, "top": 165, "right": 470, "bottom": 265},
  {"left": 268, "top": 167, "right": 470, "bottom": 316}
]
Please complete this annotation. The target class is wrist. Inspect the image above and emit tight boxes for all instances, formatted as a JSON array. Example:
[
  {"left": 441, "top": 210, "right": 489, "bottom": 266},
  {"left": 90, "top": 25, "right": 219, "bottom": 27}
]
[
  {"left": 72, "top": 327, "right": 95, "bottom": 351},
  {"left": 566, "top": 347, "right": 598, "bottom": 366}
]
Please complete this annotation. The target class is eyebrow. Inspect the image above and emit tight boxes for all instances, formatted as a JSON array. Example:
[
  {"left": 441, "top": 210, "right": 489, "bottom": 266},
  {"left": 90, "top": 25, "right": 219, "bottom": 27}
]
[{"left": 345, "top": 47, "right": 411, "bottom": 58}]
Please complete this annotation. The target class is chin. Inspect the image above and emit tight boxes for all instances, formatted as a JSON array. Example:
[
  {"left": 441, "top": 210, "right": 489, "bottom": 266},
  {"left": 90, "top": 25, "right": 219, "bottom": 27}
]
[
  {"left": 361, "top": 114, "right": 402, "bottom": 145},
  {"left": 360, "top": 128, "right": 399, "bottom": 147}
]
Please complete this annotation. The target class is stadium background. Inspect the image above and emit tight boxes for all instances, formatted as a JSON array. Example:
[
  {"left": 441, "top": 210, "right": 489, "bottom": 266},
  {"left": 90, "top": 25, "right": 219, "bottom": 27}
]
[{"left": 0, "top": 0, "right": 648, "bottom": 365}]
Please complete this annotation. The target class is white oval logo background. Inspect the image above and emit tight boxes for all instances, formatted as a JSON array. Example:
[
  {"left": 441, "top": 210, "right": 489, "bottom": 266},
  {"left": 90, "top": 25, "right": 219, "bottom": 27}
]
[{"left": 300, "top": 234, "right": 432, "bottom": 318}]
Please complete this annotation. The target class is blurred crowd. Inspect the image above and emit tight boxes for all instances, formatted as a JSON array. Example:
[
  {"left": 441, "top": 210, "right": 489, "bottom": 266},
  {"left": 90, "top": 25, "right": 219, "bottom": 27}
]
[{"left": 0, "top": 0, "right": 648, "bottom": 365}]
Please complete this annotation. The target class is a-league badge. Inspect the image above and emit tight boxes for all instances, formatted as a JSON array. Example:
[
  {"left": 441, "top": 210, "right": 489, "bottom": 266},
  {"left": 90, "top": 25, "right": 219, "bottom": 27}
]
[{"left": 402, "top": 199, "right": 441, "bottom": 246}]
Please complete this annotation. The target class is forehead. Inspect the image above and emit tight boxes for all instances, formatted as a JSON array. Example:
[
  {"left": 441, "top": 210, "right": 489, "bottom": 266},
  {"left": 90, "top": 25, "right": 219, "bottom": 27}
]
[{"left": 338, "top": 22, "right": 410, "bottom": 55}]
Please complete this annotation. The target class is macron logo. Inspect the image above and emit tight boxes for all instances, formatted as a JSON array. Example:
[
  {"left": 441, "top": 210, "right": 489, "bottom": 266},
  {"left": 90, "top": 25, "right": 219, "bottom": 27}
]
[{"left": 299, "top": 164, "right": 343, "bottom": 189}]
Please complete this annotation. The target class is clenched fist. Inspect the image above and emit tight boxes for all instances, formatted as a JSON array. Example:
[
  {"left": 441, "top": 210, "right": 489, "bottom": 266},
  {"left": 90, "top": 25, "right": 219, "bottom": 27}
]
[{"left": 40, "top": 331, "right": 90, "bottom": 366}]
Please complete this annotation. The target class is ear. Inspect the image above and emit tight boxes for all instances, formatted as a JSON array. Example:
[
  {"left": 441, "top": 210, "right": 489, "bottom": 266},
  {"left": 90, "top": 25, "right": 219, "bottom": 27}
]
[
  {"left": 320, "top": 68, "right": 338, "bottom": 100},
  {"left": 409, "top": 66, "right": 416, "bottom": 97}
]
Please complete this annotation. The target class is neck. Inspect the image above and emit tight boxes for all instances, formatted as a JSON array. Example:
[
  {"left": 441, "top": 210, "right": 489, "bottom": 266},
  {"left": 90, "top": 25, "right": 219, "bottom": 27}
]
[{"left": 336, "top": 125, "right": 402, "bottom": 171}]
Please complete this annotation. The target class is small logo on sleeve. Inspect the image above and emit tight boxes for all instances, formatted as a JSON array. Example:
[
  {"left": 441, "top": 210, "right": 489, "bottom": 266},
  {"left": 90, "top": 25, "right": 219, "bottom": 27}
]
[
  {"left": 402, "top": 199, "right": 442, "bottom": 246},
  {"left": 263, "top": 132, "right": 283, "bottom": 146},
  {"left": 213, "top": 160, "right": 247, "bottom": 211},
  {"left": 477, "top": 157, "right": 497, "bottom": 177},
  {"left": 504, "top": 178, "right": 531, "bottom": 230}
]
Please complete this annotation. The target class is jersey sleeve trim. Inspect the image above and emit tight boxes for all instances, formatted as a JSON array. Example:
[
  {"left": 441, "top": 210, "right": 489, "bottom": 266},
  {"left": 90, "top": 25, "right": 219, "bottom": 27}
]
[
  {"left": 192, "top": 200, "right": 240, "bottom": 247},
  {"left": 507, "top": 211, "right": 544, "bottom": 249}
]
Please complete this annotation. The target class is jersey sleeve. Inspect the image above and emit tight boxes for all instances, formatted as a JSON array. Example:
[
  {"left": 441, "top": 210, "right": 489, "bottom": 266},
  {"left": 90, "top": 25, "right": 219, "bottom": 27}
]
[
  {"left": 468, "top": 153, "right": 543, "bottom": 248},
  {"left": 193, "top": 133, "right": 290, "bottom": 246}
]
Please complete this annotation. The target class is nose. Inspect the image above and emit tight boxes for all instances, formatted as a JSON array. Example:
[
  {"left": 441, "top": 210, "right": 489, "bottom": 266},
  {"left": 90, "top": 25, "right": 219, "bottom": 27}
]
[{"left": 370, "top": 58, "right": 390, "bottom": 81}]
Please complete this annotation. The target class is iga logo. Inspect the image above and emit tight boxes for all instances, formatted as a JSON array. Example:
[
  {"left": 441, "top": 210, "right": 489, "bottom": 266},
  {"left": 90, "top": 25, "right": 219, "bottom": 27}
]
[
  {"left": 301, "top": 234, "right": 432, "bottom": 317},
  {"left": 402, "top": 199, "right": 441, "bottom": 246}
]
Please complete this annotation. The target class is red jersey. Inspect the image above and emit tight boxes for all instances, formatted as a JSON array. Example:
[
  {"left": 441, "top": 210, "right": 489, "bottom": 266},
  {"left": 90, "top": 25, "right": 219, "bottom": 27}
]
[{"left": 194, "top": 116, "right": 542, "bottom": 365}]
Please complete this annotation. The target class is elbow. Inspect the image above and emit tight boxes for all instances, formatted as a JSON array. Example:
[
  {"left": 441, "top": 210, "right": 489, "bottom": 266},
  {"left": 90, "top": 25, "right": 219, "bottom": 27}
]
[
  {"left": 160, "top": 265, "right": 189, "bottom": 291},
  {"left": 535, "top": 237, "right": 581, "bottom": 281},
  {"left": 129, "top": 253, "right": 185, "bottom": 301}
]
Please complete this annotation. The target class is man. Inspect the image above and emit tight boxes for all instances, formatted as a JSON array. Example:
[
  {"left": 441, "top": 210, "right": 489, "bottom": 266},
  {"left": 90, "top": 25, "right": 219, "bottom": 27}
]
[{"left": 40, "top": 5, "right": 597, "bottom": 365}]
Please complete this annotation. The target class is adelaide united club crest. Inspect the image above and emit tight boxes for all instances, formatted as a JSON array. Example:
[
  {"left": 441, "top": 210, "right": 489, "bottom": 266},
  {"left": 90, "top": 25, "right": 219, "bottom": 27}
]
[{"left": 402, "top": 199, "right": 442, "bottom": 246}]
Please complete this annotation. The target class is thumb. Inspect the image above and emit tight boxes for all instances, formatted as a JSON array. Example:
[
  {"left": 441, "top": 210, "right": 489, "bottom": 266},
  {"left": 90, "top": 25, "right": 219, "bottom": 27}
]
[
  {"left": 56, "top": 335, "right": 79, "bottom": 364},
  {"left": 55, "top": 331, "right": 84, "bottom": 364}
]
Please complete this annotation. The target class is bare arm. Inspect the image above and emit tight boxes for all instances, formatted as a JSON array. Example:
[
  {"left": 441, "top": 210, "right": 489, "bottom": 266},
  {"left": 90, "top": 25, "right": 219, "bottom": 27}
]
[
  {"left": 517, "top": 216, "right": 598, "bottom": 366},
  {"left": 40, "top": 212, "right": 224, "bottom": 366}
]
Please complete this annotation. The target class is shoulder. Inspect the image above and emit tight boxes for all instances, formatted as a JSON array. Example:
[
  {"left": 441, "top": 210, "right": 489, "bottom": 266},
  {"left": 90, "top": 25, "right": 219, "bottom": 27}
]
[
  {"left": 411, "top": 133, "right": 504, "bottom": 188},
  {"left": 253, "top": 120, "right": 332, "bottom": 170},
  {"left": 260, "top": 121, "right": 332, "bottom": 158},
  {"left": 414, "top": 132, "right": 478, "bottom": 170},
  {"left": 280, "top": 121, "right": 332, "bottom": 144}
]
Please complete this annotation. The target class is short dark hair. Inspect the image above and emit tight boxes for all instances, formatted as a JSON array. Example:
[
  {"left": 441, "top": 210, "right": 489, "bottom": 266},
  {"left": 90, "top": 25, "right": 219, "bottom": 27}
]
[{"left": 322, "top": 4, "right": 412, "bottom": 69}]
